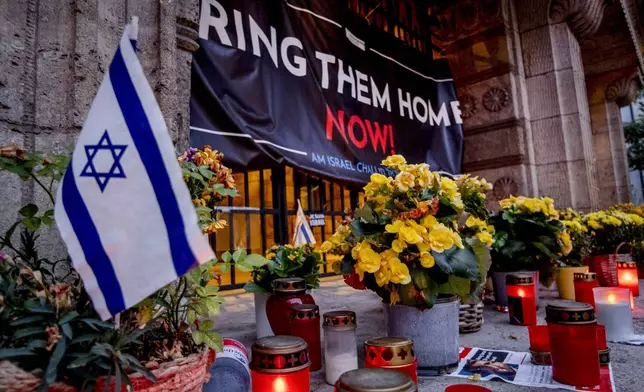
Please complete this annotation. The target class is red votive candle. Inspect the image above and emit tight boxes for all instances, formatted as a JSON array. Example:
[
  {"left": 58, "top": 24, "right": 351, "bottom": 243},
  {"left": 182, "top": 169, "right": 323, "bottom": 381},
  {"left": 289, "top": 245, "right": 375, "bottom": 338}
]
[
  {"left": 617, "top": 262, "right": 639, "bottom": 297},
  {"left": 574, "top": 272, "right": 598, "bottom": 309},
  {"left": 528, "top": 325, "right": 550, "bottom": 352},
  {"left": 546, "top": 300, "right": 600, "bottom": 386},
  {"left": 251, "top": 336, "right": 310, "bottom": 392},
  {"left": 289, "top": 304, "right": 321, "bottom": 371},
  {"left": 364, "top": 337, "right": 418, "bottom": 390},
  {"left": 506, "top": 274, "right": 537, "bottom": 326},
  {"left": 596, "top": 325, "right": 610, "bottom": 366}
]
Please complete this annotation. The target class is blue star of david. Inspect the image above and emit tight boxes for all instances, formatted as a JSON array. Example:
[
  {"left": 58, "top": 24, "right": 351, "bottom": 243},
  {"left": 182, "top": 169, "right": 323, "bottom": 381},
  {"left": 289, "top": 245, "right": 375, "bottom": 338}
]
[{"left": 80, "top": 130, "right": 127, "bottom": 192}]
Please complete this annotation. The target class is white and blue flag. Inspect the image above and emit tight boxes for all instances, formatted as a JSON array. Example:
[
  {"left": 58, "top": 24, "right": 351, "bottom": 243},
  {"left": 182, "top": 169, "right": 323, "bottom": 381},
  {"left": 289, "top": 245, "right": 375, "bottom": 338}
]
[
  {"left": 55, "top": 18, "right": 214, "bottom": 320},
  {"left": 293, "top": 200, "right": 316, "bottom": 246}
]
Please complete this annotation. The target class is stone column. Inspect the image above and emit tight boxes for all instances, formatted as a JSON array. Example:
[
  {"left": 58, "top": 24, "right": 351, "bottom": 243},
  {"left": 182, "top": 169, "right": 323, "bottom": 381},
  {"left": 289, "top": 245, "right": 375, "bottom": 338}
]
[
  {"left": 587, "top": 71, "right": 639, "bottom": 207},
  {"left": 432, "top": 0, "right": 539, "bottom": 210},
  {"left": 515, "top": 0, "right": 604, "bottom": 212}
]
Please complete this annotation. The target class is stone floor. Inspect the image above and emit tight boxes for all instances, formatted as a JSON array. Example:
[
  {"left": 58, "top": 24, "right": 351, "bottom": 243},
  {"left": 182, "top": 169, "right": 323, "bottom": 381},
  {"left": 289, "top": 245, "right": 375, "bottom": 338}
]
[{"left": 214, "top": 279, "right": 644, "bottom": 392}]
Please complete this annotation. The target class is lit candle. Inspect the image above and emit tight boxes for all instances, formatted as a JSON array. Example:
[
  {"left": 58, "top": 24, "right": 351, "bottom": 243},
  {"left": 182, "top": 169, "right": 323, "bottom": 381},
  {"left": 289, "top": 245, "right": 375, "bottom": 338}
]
[
  {"left": 506, "top": 274, "right": 537, "bottom": 326},
  {"left": 334, "top": 368, "right": 415, "bottom": 392},
  {"left": 593, "top": 287, "right": 635, "bottom": 341},
  {"left": 364, "top": 337, "right": 418, "bottom": 390},
  {"left": 528, "top": 325, "right": 551, "bottom": 365},
  {"left": 573, "top": 272, "right": 598, "bottom": 309},
  {"left": 617, "top": 262, "right": 639, "bottom": 297},
  {"left": 323, "top": 311, "right": 358, "bottom": 385},
  {"left": 251, "top": 336, "right": 310, "bottom": 392}
]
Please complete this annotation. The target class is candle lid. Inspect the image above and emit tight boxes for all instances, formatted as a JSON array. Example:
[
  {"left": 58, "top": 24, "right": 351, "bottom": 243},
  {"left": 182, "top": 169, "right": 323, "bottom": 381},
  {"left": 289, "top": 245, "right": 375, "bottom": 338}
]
[
  {"left": 506, "top": 274, "right": 533, "bottom": 285},
  {"left": 251, "top": 336, "right": 310, "bottom": 373},
  {"left": 272, "top": 277, "right": 306, "bottom": 293},
  {"left": 323, "top": 310, "right": 357, "bottom": 330},
  {"left": 335, "top": 368, "right": 415, "bottom": 392},
  {"left": 617, "top": 261, "right": 637, "bottom": 269},
  {"left": 289, "top": 303, "right": 320, "bottom": 320},
  {"left": 573, "top": 272, "right": 597, "bottom": 282},
  {"left": 364, "top": 337, "right": 415, "bottom": 366},
  {"left": 545, "top": 300, "right": 596, "bottom": 325}
]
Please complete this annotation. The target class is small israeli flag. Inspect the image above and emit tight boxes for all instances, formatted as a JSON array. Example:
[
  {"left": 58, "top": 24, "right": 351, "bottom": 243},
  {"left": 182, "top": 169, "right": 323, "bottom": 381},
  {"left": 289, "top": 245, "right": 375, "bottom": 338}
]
[
  {"left": 55, "top": 18, "right": 214, "bottom": 320},
  {"left": 293, "top": 200, "right": 316, "bottom": 246}
]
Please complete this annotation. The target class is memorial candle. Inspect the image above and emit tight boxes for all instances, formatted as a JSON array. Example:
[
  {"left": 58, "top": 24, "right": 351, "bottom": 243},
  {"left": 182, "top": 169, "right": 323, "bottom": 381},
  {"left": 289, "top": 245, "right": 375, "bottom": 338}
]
[
  {"left": 593, "top": 287, "right": 635, "bottom": 341},
  {"left": 617, "top": 262, "right": 639, "bottom": 297},
  {"left": 506, "top": 274, "right": 537, "bottom": 326},
  {"left": 596, "top": 325, "right": 609, "bottom": 366},
  {"left": 364, "top": 337, "right": 418, "bottom": 390},
  {"left": 251, "top": 336, "right": 310, "bottom": 392},
  {"left": 574, "top": 272, "right": 598, "bottom": 309}
]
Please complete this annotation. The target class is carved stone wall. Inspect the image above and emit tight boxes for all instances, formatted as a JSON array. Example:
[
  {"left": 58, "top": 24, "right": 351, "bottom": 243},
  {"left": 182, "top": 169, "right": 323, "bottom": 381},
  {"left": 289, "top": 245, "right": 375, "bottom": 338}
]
[{"left": 0, "top": 0, "right": 200, "bottom": 259}]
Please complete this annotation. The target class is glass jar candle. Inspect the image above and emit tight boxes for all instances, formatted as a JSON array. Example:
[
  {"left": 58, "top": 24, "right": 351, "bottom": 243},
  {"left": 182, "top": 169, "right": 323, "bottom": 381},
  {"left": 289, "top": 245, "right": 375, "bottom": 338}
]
[
  {"left": 527, "top": 325, "right": 551, "bottom": 366},
  {"left": 506, "top": 274, "right": 537, "bottom": 326},
  {"left": 617, "top": 261, "right": 639, "bottom": 297},
  {"left": 266, "top": 277, "right": 315, "bottom": 336},
  {"left": 251, "top": 336, "right": 310, "bottom": 392},
  {"left": 574, "top": 272, "right": 598, "bottom": 309},
  {"left": 323, "top": 310, "right": 358, "bottom": 385},
  {"left": 546, "top": 300, "right": 600, "bottom": 386},
  {"left": 593, "top": 287, "right": 634, "bottom": 341},
  {"left": 289, "top": 304, "right": 321, "bottom": 371},
  {"left": 596, "top": 325, "right": 609, "bottom": 367},
  {"left": 334, "top": 368, "right": 415, "bottom": 392},
  {"left": 364, "top": 337, "right": 418, "bottom": 390}
]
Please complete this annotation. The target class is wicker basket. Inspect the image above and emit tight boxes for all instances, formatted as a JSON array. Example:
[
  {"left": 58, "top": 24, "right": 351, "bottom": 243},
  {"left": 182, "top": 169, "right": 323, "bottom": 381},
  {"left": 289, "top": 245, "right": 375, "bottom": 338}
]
[
  {"left": 459, "top": 301, "right": 484, "bottom": 334},
  {"left": 0, "top": 348, "right": 212, "bottom": 392},
  {"left": 590, "top": 242, "right": 633, "bottom": 287}
]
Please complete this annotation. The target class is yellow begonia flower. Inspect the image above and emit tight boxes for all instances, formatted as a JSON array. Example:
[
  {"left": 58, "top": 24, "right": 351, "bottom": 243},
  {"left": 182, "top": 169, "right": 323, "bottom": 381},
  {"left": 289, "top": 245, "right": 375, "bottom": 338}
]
[
  {"left": 499, "top": 198, "right": 512, "bottom": 210},
  {"left": 428, "top": 225, "right": 455, "bottom": 252},
  {"left": 559, "top": 231, "right": 572, "bottom": 255},
  {"left": 421, "top": 215, "right": 439, "bottom": 229},
  {"left": 389, "top": 287, "right": 401, "bottom": 305},
  {"left": 375, "top": 266, "right": 391, "bottom": 287},
  {"left": 382, "top": 155, "right": 407, "bottom": 168},
  {"left": 386, "top": 220, "right": 404, "bottom": 233},
  {"left": 465, "top": 216, "right": 486, "bottom": 230},
  {"left": 453, "top": 232, "right": 464, "bottom": 248},
  {"left": 476, "top": 231, "right": 494, "bottom": 246},
  {"left": 420, "top": 252, "right": 435, "bottom": 268},
  {"left": 357, "top": 245, "right": 381, "bottom": 274},
  {"left": 389, "top": 259, "right": 411, "bottom": 285},
  {"left": 370, "top": 173, "right": 389, "bottom": 185},
  {"left": 400, "top": 225, "right": 423, "bottom": 244},
  {"left": 395, "top": 171, "right": 415, "bottom": 192},
  {"left": 417, "top": 240, "right": 431, "bottom": 252},
  {"left": 392, "top": 239, "right": 407, "bottom": 253}
]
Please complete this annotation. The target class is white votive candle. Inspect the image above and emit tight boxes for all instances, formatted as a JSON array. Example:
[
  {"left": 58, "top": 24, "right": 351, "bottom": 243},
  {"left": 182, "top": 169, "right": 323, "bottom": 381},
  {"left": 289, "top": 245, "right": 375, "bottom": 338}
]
[{"left": 593, "top": 287, "right": 634, "bottom": 341}]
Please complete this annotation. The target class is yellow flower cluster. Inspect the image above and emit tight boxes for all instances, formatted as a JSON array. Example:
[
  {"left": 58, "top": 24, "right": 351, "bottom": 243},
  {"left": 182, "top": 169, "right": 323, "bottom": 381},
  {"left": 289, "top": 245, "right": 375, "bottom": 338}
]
[
  {"left": 583, "top": 210, "right": 644, "bottom": 230},
  {"left": 385, "top": 216, "right": 463, "bottom": 265},
  {"left": 351, "top": 241, "right": 412, "bottom": 286},
  {"left": 320, "top": 224, "right": 351, "bottom": 253},
  {"left": 557, "top": 231, "right": 573, "bottom": 255},
  {"left": 465, "top": 215, "right": 496, "bottom": 246},
  {"left": 562, "top": 219, "right": 587, "bottom": 234},
  {"left": 456, "top": 175, "right": 493, "bottom": 199},
  {"left": 499, "top": 196, "right": 558, "bottom": 218}
]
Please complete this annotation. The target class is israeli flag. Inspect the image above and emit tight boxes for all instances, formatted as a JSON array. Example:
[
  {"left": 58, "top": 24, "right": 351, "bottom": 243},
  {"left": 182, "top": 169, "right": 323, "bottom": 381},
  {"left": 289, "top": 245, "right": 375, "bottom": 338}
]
[
  {"left": 293, "top": 200, "right": 316, "bottom": 246},
  {"left": 55, "top": 18, "right": 214, "bottom": 320}
]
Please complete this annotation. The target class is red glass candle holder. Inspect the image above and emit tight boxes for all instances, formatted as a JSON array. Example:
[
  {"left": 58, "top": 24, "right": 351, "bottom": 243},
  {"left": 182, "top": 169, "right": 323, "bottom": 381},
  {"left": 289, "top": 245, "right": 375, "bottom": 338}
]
[
  {"left": 289, "top": 304, "right": 321, "bottom": 371},
  {"left": 546, "top": 301, "right": 600, "bottom": 387},
  {"left": 617, "top": 262, "right": 639, "bottom": 297},
  {"left": 334, "top": 368, "right": 415, "bottom": 392},
  {"left": 574, "top": 272, "right": 598, "bottom": 309},
  {"left": 506, "top": 274, "right": 537, "bottom": 326},
  {"left": 444, "top": 385, "right": 492, "bottom": 392},
  {"left": 528, "top": 325, "right": 550, "bottom": 352},
  {"left": 251, "top": 336, "right": 310, "bottom": 392},
  {"left": 364, "top": 337, "right": 418, "bottom": 390},
  {"left": 596, "top": 325, "right": 610, "bottom": 367},
  {"left": 266, "top": 278, "right": 315, "bottom": 335}
]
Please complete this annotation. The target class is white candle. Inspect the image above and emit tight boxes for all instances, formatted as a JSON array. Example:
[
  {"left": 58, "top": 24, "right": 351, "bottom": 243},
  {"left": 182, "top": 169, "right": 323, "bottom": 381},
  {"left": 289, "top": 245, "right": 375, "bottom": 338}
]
[{"left": 594, "top": 288, "right": 635, "bottom": 341}]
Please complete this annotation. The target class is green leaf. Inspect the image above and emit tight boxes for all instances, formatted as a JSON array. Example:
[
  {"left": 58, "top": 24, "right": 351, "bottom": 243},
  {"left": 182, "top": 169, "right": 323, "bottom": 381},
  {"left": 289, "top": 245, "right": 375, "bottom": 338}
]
[
  {"left": 42, "top": 336, "right": 67, "bottom": 388},
  {"left": 68, "top": 354, "right": 96, "bottom": 369},
  {"left": 235, "top": 263, "right": 253, "bottom": 272},
  {"left": 444, "top": 247, "right": 479, "bottom": 280},
  {"left": 192, "top": 330, "right": 223, "bottom": 352},
  {"left": 19, "top": 204, "right": 38, "bottom": 217},
  {"left": 221, "top": 251, "right": 232, "bottom": 263},
  {"left": 59, "top": 311, "right": 80, "bottom": 325},
  {"left": 195, "top": 286, "right": 207, "bottom": 297},
  {"left": 22, "top": 216, "right": 41, "bottom": 230},
  {"left": 0, "top": 347, "right": 38, "bottom": 359},
  {"left": 90, "top": 343, "right": 114, "bottom": 358},
  {"left": 115, "top": 361, "right": 122, "bottom": 392},
  {"left": 198, "top": 166, "right": 214, "bottom": 179},
  {"left": 243, "top": 281, "right": 268, "bottom": 293},
  {"left": 10, "top": 315, "right": 48, "bottom": 326},
  {"left": 27, "top": 340, "right": 47, "bottom": 350},
  {"left": 199, "top": 319, "right": 214, "bottom": 331},
  {"left": 532, "top": 241, "right": 557, "bottom": 259},
  {"left": 71, "top": 333, "right": 104, "bottom": 345},
  {"left": 61, "top": 323, "right": 73, "bottom": 340},
  {"left": 432, "top": 251, "right": 453, "bottom": 275},
  {"left": 411, "top": 269, "right": 430, "bottom": 290},
  {"left": 79, "top": 318, "right": 114, "bottom": 331},
  {"left": 220, "top": 262, "right": 231, "bottom": 273},
  {"left": 241, "top": 254, "right": 269, "bottom": 267},
  {"left": 14, "top": 326, "right": 46, "bottom": 339},
  {"left": 187, "top": 308, "right": 197, "bottom": 324},
  {"left": 232, "top": 248, "right": 247, "bottom": 263}
]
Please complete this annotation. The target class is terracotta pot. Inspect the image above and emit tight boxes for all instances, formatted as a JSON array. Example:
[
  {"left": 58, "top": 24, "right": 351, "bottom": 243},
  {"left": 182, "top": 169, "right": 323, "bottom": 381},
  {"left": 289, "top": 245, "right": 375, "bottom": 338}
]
[
  {"left": 555, "top": 266, "right": 588, "bottom": 300},
  {"left": 384, "top": 296, "right": 459, "bottom": 376}
]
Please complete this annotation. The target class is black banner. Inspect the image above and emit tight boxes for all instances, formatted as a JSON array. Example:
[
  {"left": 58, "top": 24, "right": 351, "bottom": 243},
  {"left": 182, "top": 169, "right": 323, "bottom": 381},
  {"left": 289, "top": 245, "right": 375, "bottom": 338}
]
[{"left": 190, "top": 0, "right": 464, "bottom": 184}]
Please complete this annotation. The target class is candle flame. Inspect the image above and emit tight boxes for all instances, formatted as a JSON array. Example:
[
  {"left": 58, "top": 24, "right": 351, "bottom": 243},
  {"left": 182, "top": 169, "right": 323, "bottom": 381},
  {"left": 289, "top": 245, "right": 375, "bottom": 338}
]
[
  {"left": 607, "top": 294, "right": 616, "bottom": 304},
  {"left": 622, "top": 272, "right": 635, "bottom": 283},
  {"left": 518, "top": 289, "right": 525, "bottom": 298},
  {"left": 273, "top": 377, "right": 286, "bottom": 392}
]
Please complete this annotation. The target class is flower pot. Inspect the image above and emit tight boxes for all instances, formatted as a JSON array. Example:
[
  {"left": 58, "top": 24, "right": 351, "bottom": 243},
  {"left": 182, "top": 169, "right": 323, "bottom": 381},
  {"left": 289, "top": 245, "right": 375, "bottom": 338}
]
[
  {"left": 555, "top": 266, "right": 588, "bottom": 300},
  {"left": 459, "top": 301, "right": 484, "bottom": 334},
  {"left": 492, "top": 271, "right": 539, "bottom": 312},
  {"left": 254, "top": 292, "right": 274, "bottom": 339},
  {"left": 384, "top": 296, "right": 459, "bottom": 376}
]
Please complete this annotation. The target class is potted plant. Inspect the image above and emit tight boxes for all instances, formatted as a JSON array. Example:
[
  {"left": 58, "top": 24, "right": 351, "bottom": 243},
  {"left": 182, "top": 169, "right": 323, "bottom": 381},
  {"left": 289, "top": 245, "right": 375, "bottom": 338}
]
[
  {"left": 583, "top": 207, "right": 644, "bottom": 286},
  {"left": 455, "top": 175, "right": 494, "bottom": 333},
  {"left": 555, "top": 209, "right": 592, "bottom": 300},
  {"left": 242, "top": 244, "right": 323, "bottom": 339},
  {"left": 0, "top": 144, "right": 264, "bottom": 391},
  {"left": 322, "top": 155, "right": 489, "bottom": 375},
  {"left": 489, "top": 196, "right": 571, "bottom": 311}
]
